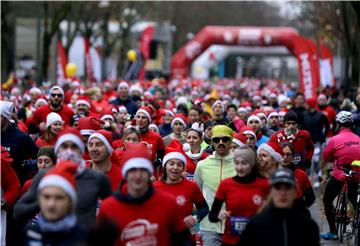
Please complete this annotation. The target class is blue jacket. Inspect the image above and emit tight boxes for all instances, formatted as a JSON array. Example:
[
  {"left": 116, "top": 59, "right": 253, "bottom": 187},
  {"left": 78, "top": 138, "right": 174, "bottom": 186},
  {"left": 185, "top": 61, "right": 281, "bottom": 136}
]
[
  {"left": 159, "top": 123, "right": 172, "bottom": 137},
  {"left": 110, "top": 97, "right": 138, "bottom": 116},
  {"left": 1, "top": 123, "right": 38, "bottom": 184}
]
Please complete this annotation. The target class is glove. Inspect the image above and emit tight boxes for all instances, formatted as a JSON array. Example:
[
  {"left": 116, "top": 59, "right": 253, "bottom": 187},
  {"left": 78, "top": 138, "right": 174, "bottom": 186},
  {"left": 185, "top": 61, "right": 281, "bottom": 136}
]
[{"left": 153, "top": 158, "right": 162, "bottom": 168}]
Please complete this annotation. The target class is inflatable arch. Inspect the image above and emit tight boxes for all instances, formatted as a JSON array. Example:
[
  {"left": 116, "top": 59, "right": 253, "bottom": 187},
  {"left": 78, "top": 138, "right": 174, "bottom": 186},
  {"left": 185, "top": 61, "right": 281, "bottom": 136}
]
[{"left": 171, "top": 26, "right": 321, "bottom": 98}]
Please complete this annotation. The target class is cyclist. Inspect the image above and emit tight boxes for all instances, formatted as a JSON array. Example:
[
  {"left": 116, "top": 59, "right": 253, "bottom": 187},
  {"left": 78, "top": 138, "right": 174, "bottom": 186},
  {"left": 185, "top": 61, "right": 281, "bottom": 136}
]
[{"left": 321, "top": 111, "right": 360, "bottom": 240}]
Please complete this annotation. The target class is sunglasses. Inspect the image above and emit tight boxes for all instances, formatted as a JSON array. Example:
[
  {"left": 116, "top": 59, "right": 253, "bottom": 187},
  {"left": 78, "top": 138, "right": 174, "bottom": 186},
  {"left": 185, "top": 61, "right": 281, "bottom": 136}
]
[
  {"left": 212, "top": 137, "right": 231, "bottom": 143},
  {"left": 51, "top": 93, "right": 63, "bottom": 98}
]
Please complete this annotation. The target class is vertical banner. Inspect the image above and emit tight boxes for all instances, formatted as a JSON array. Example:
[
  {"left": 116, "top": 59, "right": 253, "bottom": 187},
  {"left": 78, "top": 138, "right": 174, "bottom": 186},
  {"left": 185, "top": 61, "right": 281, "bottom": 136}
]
[
  {"left": 319, "top": 41, "right": 336, "bottom": 87},
  {"left": 305, "top": 38, "right": 321, "bottom": 96},
  {"left": 57, "top": 40, "right": 68, "bottom": 82},
  {"left": 84, "top": 37, "right": 94, "bottom": 81},
  {"left": 138, "top": 25, "right": 155, "bottom": 80},
  {"left": 292, "top": 36, "right": 318, "bottom": 99}
]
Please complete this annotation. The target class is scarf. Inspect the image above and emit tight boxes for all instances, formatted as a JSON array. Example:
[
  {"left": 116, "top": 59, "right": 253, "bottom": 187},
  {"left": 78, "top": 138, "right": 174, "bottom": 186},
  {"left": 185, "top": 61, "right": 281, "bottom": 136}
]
[
  {"left": 186, "top": 147, "right": 205, "bottom": 160},
  {"left": 38, "top": 213, "right": 77, "bottom": 233}
]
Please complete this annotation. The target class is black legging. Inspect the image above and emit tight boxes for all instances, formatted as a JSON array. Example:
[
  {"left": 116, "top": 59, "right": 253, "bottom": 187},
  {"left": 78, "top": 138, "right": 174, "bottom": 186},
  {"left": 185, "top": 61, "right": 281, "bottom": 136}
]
[{"left": 323, "top": 176, "right": 358, "bottom": 234}]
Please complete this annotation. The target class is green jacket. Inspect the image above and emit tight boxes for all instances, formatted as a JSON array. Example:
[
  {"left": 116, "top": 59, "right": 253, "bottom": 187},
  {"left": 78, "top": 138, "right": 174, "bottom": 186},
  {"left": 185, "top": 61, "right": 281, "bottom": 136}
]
[{"left": 194, "top": 151, "right": 235, "bottom": 233}]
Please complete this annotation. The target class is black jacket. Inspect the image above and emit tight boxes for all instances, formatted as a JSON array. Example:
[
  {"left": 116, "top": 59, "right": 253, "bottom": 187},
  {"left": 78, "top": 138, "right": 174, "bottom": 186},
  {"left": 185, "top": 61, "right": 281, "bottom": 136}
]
[
  {"left": 14, "top": 168, "right": 112, "bottom": 226},
  {"left": 110, "top": 97, "right": 138, "bottom": 116},
  {"left": 303, "top": 110, "right": 329, "bottom": 143},
  {"left": 238, "top": 205, "right": 319, "bottom": 246},
  {"left": 1, "top": 123, "right": 38, "bottom": 184}
]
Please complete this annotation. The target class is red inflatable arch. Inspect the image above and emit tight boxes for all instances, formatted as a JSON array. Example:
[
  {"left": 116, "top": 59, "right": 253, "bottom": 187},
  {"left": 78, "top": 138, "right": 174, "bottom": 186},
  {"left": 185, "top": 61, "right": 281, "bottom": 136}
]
[{"left": 171, "top": 26, "right": 320, "bottom": 98}]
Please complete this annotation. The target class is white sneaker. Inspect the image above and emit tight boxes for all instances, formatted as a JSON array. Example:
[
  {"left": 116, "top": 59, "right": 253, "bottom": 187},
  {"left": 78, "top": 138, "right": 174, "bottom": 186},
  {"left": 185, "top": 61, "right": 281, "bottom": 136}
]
[{"left": 313, "top": 181, "right": 320, "bottom": 188}]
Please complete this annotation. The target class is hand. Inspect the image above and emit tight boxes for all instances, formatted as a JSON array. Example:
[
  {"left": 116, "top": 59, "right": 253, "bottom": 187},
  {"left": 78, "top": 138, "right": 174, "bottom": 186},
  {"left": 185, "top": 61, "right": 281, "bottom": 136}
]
[
  {"left": 39, "top": 122, "right": 47, "bottom": 131},
  {"left": 181, "top": 171, "right": 188, "bottom": 179},
  {"left": 150, "top": 176, "right": 156, "bottom": 183},
  {"left": 183, "top": 215, "right": 197, "bottom": 228},
  {"left": 218, "top": 210, "right": 231, "bottom": 221}
]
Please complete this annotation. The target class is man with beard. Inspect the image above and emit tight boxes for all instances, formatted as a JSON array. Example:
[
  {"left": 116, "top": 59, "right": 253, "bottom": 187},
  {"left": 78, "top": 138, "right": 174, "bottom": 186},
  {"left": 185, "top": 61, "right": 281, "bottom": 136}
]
[
  {"left": 14, "top": 128, "right": 112, "bottom": 227},
  {"left": 269, "top": 111, "right": 314, "bottom": 170},
  {"left": 352, "top": 93, "right": 360, "bottom": 136},
  {"left": 28, "top": 86, "right": 74, "bottom": 133},
  {"left": 194, "top": 125, "right": 236, "bottom": 246},
  {"left": 317, "top": 94, "right": 337, "bottom": 137}
]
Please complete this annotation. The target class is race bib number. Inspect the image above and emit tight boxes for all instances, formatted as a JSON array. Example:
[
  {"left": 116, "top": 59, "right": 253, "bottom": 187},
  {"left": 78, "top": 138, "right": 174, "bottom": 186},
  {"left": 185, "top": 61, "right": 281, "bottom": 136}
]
[
  {"left": 186, "top": 173, "right": 194, "bottom": 181},
  {"left": 230, "top": 216, "right": 249, "bottom": 236}
]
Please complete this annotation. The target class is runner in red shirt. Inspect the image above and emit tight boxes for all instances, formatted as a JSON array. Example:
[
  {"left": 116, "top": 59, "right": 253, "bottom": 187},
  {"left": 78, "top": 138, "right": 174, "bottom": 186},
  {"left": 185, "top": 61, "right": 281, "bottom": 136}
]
[
  {"left": 98, "top": 143, "right": 188, "bottom": 246},
  {"left": 35, "top": 113, "right": 63, "bottom": 147},
  {"left": 28, "top": 86, "right": 74, "bottom": 134},
  {"left": 113, "top": 126, "right": 141, "bottom": 168},
  {"left": 87, "top": 130, "right": 122, "bottom": 192},
  {"left": 154, "top": 149, "right": 209, "bottom": 244},
  {"left": 209, "top": 146, "right": 269, "bottom": 245}
]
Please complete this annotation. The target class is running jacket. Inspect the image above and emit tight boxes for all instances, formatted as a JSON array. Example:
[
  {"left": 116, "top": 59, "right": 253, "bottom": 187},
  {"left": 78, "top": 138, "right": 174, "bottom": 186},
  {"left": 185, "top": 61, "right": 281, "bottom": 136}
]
[
  {"left": 323, "top": 128, "right": 360, "bottom": 182},
  {"left": 194, "top": 151, "right": 236, "bottom": 234}
]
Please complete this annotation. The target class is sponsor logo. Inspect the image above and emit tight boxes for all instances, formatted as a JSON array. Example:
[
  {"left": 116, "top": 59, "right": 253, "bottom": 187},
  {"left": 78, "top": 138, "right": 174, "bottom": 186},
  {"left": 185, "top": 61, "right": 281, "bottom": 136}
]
[
  {"left": 300, "top": 53, "right": 313, "bottom": 98},
  {"left": 252, "top": 194, "right": 263, "bottom": 206},
  {"left": 121, "top": 219, "right": 159, "bottom": 246},
  {"left": 185, "top": 41, "right": 202, "bottom": 59},
  {"left": 238, "top": 29, "right": 261, "bottom": 44},
  {"left": 176, "top": 195, "right": 186, "bottom": 206}
]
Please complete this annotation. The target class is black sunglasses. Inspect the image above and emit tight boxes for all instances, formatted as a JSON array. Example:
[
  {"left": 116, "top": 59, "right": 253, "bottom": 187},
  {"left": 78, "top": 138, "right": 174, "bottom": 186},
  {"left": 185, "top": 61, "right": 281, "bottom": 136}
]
[
  {"left": 51, "top": 93, "right": 63, "bottom": 98},
  {"left": 212, "top": 137, "right": 231, "bottom": 143}
]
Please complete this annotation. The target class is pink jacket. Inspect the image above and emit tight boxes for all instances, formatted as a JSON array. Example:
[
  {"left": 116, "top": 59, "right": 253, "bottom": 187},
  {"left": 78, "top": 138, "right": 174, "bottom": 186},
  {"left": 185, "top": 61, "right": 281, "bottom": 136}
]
[{"left": 323, "top": 128, "right": 360, "bottom": 181}]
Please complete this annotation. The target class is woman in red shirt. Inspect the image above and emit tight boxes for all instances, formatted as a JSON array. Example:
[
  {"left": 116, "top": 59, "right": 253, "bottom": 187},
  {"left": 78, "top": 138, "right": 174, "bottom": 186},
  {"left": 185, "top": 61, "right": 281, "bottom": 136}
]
[
  {"left": 183, "top": 122, "right": 209, "bottom": 180},
  {"left": 209, "top": 146, "right": 269, "bottom": 245},
  {"left": 113, "top": 127, "right": 141, "bottom": 166},
  {"left": 154, "top": 150, "right": 209, "bottom": 244},
  {"left": 35, "top": 113, "right": 63, "bottom": 147}
]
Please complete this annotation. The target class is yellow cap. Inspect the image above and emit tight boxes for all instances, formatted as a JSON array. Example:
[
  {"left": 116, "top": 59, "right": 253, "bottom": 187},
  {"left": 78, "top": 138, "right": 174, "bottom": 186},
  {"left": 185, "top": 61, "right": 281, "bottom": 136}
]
[{"left": 211, "top": 125, "right": 233, "bottom": 139}]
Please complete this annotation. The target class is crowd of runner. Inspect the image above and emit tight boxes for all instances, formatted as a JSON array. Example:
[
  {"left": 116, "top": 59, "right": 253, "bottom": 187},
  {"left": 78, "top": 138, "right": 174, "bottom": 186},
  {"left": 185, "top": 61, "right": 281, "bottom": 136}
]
[{"left": 1, "top": 77, "right": 360, "bottom": 245}]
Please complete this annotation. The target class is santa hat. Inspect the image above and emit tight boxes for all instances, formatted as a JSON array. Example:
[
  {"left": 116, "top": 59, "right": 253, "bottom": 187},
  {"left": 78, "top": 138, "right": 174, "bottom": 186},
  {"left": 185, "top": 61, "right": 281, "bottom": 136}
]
[
  {"left": 117, "top": 81, "right": 129, "bottom": 91},
  {"left": 76, "top": 96, "right": 91, "bottom": 108},
  {"left": 122, "top": 143, "right": 153, "bottom": 177},
  {"left": 247, "top": 115, "right": 262, "bottom": 128},
  {"left": 267, "top": 111, "right": 279, "bottom": 121},
  {"left": 100, "top": 106, "right": 115, "bottom": 122},
  {"left": 118, "top": 106, "right": 128, "bottom": 113},
  {"left": 240, "top": 125, "right": 257, "bottom": 141},
  {"left": 212, "top": 100, "right": 225, "bottom": 112},
  {"left": 49, "top": 86, "right": 64, "bottom": 97},
  {"left": 187, "top": 122, "right": 204, "bottom": 136},
  {"left": 237, "top": 107, "right": 248, "bottom": 114},
  {"left": 38, "top": 161, "right": 78, "bottom": 205},
  {"left": 0, "top": 101, "right": 14, "bottom": 120},
  {"left": 279, "top": 108, "right": 288, "bottom": 117},
  {"left": 232, "top": 132, "right": 245, "bottom": 147},
  {"left": 149, "top": 124, "right": 159, "bottom": 132},
  {"left": 176, "top": 96, "right": 188, "bottom": 106},
  {"left": 171, "top": 114, "right": 187, "bottom": 128},
  {"left": 257, "top": 142, "right": 284, "bottom": 162},
  {"left": 269, "top": 92, "right": 277, "bottom": 99},
  {"left": 277, "top": 94, "right": 289, "bottom": 105},
  {"left": 88, "top": 130, "right": 113, "bottom": 155},
  {"left": 318, "top": 94, "right": 327, "bottom": 101},
  {"left": 55, "top": 128, "right": 85, "bottom": 154},
  {"left": 77, "top": 117, "right": 105, "bottom": 136},
  {"left": 164, "top": 109, "right": 174, "bottom": 117},
  {"left": 136, "top": 106, "right": 152, "bottom": 122},
  {"left": 29, "top": 87, "right": 42, "bottom": 95},
  {"left": 35, "top": 98, "right": 48, "bottom": 108},
  {"left": 163, "top": 140, "right": 187, "bottom": 167},
  {"left": 46, "top": 112, "right": 63, "bottom": 128},
  {"left": 129, "top": 84, "right": 143, "bottom": 94}
]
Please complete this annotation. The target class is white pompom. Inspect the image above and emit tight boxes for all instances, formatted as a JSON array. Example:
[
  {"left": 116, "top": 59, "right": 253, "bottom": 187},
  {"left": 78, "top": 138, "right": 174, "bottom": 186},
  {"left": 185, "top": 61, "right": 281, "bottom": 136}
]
[
  {"left": 103, "top": 121, "right": 111, "bottom": 128},
  {"left": 183, "top": 143, "right": 191, "bottom": 152}
]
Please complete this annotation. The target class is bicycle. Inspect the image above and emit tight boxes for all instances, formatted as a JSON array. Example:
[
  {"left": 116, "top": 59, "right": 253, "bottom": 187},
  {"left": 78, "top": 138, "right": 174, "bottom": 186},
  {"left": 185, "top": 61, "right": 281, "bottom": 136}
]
[{"left": 334, "top": 160, "right": 360, "bottom": 243}]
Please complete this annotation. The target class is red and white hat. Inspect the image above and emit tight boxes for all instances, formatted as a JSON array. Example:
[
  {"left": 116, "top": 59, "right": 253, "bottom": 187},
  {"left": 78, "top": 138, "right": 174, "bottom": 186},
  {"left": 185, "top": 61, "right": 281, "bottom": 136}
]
[
  {"left": 232, "top": 132, "right": 245, "bottom": 147},
  {"left": 163, "top": 140, "right": 186, "bottom": 167},
  {"left": 100, "top": 107, "right": 115, "bottom": 122},
  {"left": 164, "top": 109, "right": 174, "bottom": 117},
  {"left": 88, "top": 130, "right": 113, "bottom": 155},
  {"left": 55, "top": 128, "right": 85, "bottom": 154},
  {"left": 122, "top": 143, "right": 153, "bottom": 177},
  {"left": 118, "top": 105, "right": 128, "bottom": 114},
  {"left": 247, "top": 115, "right": 262, "bottom": 128},
  {"left": 49, "top": 86, "right": 64, "bottom": 97},
  {"left": 117, "top": 81, "right": 129, "bottom": 91},
  {"left": 257, "top": 142, "right": 284, "bottom": 162},
  {"left": 212, "top": 100, "right": 225, "bottom": 112},
  {"left": 76, "top": 96, "right": 91, "bottom": 108},
  {"left": 46, "top": 112, "right": 63, "bottom": 128},
  {"left": 38, "top": 161, "right": 78, "bottom": 205},
  {"left": 171, "top": 114, "right": 187, "bottom": 128},
  {"left": 267, "top": 110, "right": 279, "bottom": 121},
  {"left": 129, "top": 84, "right": 143, "bottom": 94},
  {"left": 77, "top": 117, "right": 105, "bottom": 136},
  {"left": 35, "top": 98, "right": 48, "bottom": 108},
  {"left": 240, "top": 125, "right": 257, "bottom": 141},
  {"left": 136, "top": 106, "right": 152, "bottom": 122}
]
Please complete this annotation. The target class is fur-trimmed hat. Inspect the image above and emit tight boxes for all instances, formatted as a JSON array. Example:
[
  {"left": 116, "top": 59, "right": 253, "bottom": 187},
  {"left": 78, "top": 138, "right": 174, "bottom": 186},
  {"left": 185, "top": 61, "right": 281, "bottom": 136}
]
[{"left": 257, "top": 142, "right": 284, "bottom": 162}]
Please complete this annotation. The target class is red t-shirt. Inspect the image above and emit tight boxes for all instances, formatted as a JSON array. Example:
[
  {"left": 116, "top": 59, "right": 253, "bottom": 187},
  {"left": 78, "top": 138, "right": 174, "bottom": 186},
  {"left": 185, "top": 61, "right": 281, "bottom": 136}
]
[
  {"left": 154, "top": 179, "right": 204, "bottom": 218},
  {"left": 35, "top": 137, "right": 57, "bottom": 148},
  {"left": 184, "top": 151, "right": 209, "bottom": 176},
  {"left": 215, "top": 177, "right": 269, "bottom": 245},
  {"left": 28, "top": 104, "right": 74, "bottom": 126},
  {"left": 140, "top": 130, "right": 165, "bottom": 161},
  {"left": 106, "top": 164, "right": 123, "bottom": 192},
  {"left": 294, "top": 168, "right": 311, "bottom": 199},
  {"left": 98, "top": 189, "right": 187, "bottom": 246}
]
